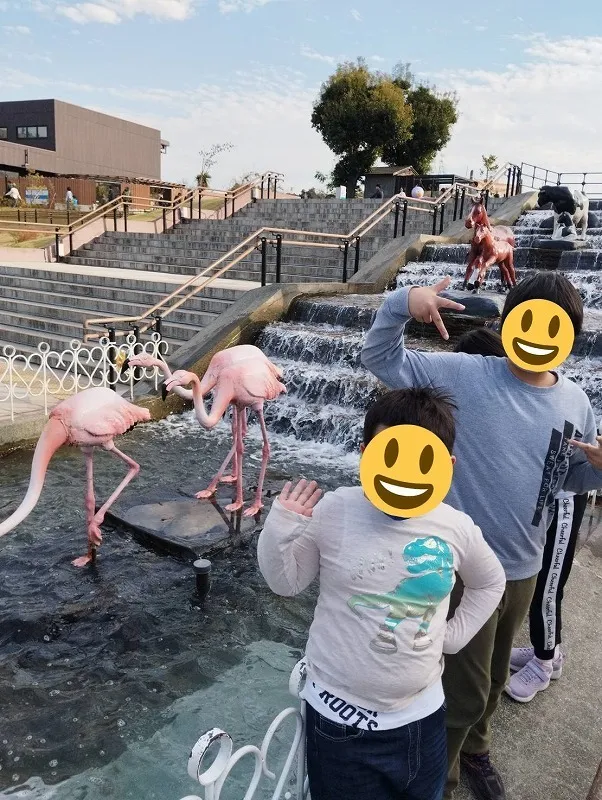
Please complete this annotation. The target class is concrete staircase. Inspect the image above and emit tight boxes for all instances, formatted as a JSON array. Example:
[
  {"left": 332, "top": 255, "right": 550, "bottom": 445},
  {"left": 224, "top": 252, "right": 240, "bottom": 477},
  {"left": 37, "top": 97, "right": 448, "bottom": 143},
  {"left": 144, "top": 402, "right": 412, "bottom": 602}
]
[
  {"left": 0, "top": 196, "right": 503, "bottom": 356},
  {"left": 64, "top": 199, "right": 411, "bottom": 283}
]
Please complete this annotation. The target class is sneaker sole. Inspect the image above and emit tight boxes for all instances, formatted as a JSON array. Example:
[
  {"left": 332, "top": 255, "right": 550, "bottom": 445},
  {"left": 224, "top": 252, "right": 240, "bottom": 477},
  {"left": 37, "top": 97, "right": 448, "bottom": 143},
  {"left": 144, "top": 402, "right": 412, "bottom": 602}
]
[{"left": 504, "top": 682, "right": 551, "bottom": 703}]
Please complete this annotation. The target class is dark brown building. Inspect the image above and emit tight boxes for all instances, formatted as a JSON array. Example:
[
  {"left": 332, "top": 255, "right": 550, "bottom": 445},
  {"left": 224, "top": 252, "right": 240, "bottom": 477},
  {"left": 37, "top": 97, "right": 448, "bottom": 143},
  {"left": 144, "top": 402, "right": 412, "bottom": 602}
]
[{"left": 0, "top": 99, "right": 168, "bottom": 180}]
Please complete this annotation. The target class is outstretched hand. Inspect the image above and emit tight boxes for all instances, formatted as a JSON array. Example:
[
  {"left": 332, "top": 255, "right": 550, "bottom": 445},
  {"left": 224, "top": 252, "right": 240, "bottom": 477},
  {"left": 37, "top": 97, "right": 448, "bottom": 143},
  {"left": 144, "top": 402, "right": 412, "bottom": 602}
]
[
  {"left": 408, "top": 277, "right": 466, "bottom": 340},
  {"left": 279, "top": 479, "right": 323, "bottom": 517},
  {"left": 569, "top": 436, "right": 602, "bottom": 471}
]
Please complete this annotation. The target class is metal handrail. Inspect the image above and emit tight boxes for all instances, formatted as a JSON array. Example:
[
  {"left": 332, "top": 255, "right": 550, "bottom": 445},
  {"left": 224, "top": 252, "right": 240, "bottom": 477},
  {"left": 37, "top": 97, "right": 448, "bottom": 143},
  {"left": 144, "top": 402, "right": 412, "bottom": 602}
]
[{"left": 82, "top": 166, "right": 522, "bottom": 342}]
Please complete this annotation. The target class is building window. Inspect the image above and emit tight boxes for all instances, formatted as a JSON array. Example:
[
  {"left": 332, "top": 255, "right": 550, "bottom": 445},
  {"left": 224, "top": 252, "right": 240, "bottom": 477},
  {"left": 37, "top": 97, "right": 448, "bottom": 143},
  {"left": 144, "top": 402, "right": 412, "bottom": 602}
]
[
  {"left": 0, "top": 127, "right": 7, "bottom": 140},
  {"left": 16, "top": 126, "right": 48, "bottom": 139}
]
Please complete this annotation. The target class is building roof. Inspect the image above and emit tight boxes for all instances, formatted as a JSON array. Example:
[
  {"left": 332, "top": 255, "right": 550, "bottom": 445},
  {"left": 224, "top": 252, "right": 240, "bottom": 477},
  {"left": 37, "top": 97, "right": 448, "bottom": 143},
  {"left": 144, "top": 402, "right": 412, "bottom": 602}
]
[{"left": 367, "top": 165, "right": 418, "bottom": 176}]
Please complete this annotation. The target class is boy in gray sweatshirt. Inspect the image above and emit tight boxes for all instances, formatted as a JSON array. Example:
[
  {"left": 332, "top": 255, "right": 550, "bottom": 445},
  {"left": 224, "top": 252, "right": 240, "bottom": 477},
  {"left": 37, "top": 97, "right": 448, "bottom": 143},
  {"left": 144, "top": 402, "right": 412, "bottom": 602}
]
[{"left": 361, "top": 272, "right": 602, "bottom": 800}]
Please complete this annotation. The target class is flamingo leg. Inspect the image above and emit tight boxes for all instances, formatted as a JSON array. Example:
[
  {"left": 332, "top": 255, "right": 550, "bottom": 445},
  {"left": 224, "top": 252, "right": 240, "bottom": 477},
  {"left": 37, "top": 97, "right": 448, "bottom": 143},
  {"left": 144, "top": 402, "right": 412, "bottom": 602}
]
[
  {"left": 244, "top": 404, "right": 270, "bottom": 518},
  {"left": 225, "top": 407, "right": 246, "bottom": 513},
  {"left": 196, "top": 407, "right": 238, "bottom": 499},
  {"left": 72, "top": 447, "right": 100, "bottom": 568},
  {"left": 81, "top": 442, "right": 140, "bottom": 561}
]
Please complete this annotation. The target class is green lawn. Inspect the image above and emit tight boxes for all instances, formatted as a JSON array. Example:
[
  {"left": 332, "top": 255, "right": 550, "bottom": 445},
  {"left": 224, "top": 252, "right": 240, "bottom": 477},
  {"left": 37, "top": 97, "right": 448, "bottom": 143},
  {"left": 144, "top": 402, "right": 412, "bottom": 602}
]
[{"left": 0, "top": 231, "right": 55, "bottom": 249}]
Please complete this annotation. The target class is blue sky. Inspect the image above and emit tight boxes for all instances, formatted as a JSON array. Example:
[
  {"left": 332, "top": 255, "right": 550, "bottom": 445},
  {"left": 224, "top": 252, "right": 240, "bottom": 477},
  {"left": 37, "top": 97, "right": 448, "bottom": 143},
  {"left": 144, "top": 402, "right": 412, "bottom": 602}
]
[{"left": 3, "top": 0, "right": 602, "bottom": 190}]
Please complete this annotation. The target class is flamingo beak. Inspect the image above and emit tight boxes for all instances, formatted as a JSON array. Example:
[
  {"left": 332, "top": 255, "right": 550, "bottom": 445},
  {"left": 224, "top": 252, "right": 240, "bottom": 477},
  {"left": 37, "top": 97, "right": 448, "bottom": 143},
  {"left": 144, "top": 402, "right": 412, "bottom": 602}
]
[
  {"left": 161, "top": 382, "right": 169, "bottom": 402},
  {"left": 120, "top": 358, "right": 131, "bottom": 376}
]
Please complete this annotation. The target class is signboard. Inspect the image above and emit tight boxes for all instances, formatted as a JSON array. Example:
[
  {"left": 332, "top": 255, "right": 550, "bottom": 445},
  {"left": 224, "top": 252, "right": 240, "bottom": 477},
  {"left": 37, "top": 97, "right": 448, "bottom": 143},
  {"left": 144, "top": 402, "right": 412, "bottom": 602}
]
[{"left": 25, "top": 187, "right": 49, "bottom": 205}]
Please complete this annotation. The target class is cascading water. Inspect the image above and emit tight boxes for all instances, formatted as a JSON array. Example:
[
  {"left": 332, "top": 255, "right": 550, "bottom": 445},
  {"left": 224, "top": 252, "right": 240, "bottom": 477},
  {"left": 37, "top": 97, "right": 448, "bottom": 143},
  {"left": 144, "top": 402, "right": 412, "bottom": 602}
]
[{"left": 3, "top": 200, "right": 602, "bottom": 798}]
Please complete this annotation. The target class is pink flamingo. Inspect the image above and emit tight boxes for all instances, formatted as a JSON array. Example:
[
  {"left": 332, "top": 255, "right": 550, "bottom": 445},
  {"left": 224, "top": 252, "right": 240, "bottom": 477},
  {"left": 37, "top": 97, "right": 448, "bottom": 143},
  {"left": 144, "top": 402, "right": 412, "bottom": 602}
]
[
  {"left": 130, "top": 346, "right": 286, "bottom": 517},
  {"left": 0, "top": 387, "right": 150, "bottom": 566}
]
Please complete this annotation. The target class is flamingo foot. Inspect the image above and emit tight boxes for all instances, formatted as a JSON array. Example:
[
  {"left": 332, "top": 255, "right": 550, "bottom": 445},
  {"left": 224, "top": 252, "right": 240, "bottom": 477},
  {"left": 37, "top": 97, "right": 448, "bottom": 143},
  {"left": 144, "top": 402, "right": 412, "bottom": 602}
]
[
  {"left": 225, "top": 500, "right": 244, "bottom": 513},
  {"left": 72, "top": 554, "right": 94, "bottom": 568},
  {"left": 196, "top": 488, "right": 217, "bottom": 500},
  {"left": 243, "top": 503, "right": 263, "bottom": 518}
]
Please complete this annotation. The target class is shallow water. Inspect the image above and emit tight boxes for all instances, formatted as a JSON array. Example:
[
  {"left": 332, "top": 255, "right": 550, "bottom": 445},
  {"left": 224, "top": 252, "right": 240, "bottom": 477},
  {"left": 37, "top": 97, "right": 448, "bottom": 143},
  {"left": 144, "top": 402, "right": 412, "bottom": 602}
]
[{"left": 0, "top": 415, "right": 358, "bottom": 796}]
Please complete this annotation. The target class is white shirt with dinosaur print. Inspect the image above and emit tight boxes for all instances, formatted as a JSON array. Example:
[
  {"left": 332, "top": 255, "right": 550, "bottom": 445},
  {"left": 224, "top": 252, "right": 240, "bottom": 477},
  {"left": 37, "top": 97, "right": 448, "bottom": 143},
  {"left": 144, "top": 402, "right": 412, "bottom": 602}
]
[{"left": 258, "top": 487, "right": 505, "bottom": 713}]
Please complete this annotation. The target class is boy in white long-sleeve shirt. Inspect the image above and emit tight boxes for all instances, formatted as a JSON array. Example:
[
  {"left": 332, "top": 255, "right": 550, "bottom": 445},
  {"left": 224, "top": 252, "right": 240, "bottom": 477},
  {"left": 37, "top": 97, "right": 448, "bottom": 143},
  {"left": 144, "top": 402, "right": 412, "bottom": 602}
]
[{"left": 258, "top": 388, "right": 505, "bottom": 800}]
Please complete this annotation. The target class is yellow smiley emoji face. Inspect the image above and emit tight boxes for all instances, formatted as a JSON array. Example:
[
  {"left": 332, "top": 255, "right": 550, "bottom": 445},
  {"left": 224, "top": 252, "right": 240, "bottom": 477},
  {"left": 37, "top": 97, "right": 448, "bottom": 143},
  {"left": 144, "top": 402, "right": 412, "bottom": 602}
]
[
  {"left": 360, "top": 425, "right": 454, "bottom": 517},
  {"left": 501, "top": 299, "right": 574, "bottom": 372}
]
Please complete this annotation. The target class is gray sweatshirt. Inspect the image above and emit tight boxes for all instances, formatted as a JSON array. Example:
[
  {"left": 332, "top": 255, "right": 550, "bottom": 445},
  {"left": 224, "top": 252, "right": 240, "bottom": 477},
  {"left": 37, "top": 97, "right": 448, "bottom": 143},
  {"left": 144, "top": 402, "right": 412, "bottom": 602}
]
[
  {"left": 361, "top": 287, "right": 602, "bottom": 580},
  {"left": 258, "top": 490, "right": 505, "bottom": 712}
]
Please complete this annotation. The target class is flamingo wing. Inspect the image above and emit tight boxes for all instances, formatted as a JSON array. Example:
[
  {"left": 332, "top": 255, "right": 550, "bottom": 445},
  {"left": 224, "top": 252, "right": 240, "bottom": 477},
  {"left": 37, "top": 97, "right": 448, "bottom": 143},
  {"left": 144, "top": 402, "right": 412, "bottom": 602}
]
[
  {"left": 60, "top": 390, "right": 151, "bottom": 438},
  {"left": 243, "top": 369, "right": 286, "bottom": 401}
]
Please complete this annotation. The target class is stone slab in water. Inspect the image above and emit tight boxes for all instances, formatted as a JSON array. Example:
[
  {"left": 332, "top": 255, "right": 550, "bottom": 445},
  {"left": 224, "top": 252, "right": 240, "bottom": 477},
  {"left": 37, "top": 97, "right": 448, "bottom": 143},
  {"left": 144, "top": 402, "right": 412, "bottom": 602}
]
[
  {"left": 106, "top": 489, "right": 258, "bottom": 559},
  {"left": 531, "top": 238, "right": 589, "bottom": 251},
  {"left": 440, "top": 291, "right": 502, "bottom": 318}
]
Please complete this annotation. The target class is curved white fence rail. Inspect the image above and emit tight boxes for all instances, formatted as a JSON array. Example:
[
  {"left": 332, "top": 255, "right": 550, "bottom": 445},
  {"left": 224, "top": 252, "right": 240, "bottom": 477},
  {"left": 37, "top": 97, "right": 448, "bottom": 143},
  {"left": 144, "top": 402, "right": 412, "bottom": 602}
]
[
  {"left": 0, "top": 333, "right": 167, "bottom": 421},
  {"left": 178, "top": 660, "right": 309, "bottom": 800}
]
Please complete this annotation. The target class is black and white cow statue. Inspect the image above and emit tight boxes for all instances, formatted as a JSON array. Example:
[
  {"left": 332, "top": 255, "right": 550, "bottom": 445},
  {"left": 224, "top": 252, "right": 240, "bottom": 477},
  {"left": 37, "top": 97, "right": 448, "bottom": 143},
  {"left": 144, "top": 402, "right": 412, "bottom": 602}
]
[
  {"left": 551, "top": 211, "right": 578, "bottom": 241},
  {"left": 537, "top": 185, "right": 589, "bottom": 240}
]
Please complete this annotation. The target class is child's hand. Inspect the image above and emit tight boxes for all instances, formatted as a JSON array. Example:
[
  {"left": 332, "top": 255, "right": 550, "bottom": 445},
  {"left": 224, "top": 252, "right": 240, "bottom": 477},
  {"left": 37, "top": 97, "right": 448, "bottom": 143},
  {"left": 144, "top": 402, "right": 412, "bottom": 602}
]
[
  {"left": 408, "top": 277, "right": 466, "bottom": 340},
  {"left": 279, "top": 479, "right": 322, "bottom": 517},
  {"left": 569, "top": 436, "right": 602, "bottom": 470}
]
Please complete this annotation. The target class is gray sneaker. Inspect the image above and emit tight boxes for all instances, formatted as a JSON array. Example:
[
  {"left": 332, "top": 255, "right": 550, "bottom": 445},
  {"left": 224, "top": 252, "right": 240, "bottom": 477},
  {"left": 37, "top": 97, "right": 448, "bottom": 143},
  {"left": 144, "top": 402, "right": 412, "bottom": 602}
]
[
  {"left": 505, "top": 658, "right": 553, "bottom": 703},
  {"left": 509, "top": 647, "right": 564, "bottom": 678}
]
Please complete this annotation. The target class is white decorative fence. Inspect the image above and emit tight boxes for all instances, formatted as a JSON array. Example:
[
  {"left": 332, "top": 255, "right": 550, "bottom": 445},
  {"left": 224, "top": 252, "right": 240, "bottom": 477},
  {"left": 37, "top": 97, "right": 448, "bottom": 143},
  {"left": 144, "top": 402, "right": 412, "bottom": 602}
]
[
  {"left": 177, "top": 660, "right": 309, "bottom": 800},
  {"left": 0, "top": 333, "right": 167, "bottom": 421}
]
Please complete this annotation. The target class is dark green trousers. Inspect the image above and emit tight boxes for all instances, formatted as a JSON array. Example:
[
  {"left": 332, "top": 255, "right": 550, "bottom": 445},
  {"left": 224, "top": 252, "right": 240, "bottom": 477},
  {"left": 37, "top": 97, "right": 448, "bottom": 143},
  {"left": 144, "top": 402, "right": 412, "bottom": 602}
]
[{"left": 442, "top": 575, "right": 537, "bottom": 798}]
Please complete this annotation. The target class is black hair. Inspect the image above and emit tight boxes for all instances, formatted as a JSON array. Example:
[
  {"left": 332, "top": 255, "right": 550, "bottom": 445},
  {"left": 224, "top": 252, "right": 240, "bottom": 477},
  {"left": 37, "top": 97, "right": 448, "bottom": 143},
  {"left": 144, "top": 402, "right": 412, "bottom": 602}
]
[
  {"left": 454, "top": 328, "right": 506, "bottom": 357},
  {"left": 363, "top": 388, "right": 457, "bottom": 453},
  {"left": 500, "top": 272, "right": 583, "bottom": 336}
]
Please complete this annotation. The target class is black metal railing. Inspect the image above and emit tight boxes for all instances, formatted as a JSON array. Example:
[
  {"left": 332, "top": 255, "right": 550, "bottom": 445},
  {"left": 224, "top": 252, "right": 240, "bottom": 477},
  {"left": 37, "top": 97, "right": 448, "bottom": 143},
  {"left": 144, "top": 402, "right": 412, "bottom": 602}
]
[{"left": 520, "top": 163, "right": 602, "bottom": 197}]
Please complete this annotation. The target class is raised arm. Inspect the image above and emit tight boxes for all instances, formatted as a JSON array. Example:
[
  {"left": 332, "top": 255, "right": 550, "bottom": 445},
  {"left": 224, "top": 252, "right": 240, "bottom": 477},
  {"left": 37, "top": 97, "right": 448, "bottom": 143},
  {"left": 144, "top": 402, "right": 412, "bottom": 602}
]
[
  {"left": 566, "top": 406, "right": 602, "bottom": 493},
  {"left": 361, "top": 279, "right": 467, "bottom": 390},
  {"left": 443, "top": 522, "right": 506, "bottom": 654},
  {"left": 257, "top": 480, "right": 324, "bottom": 597}
]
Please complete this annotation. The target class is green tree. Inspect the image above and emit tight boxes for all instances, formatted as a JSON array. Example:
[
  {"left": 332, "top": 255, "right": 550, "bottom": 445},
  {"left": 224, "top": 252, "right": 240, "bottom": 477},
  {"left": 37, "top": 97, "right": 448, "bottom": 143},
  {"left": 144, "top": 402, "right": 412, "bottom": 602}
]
[
  {"left": 383, "top": 65, "right": 459, "bottom": 173},
  {"left": 196, "top": 171, "right": 210, "bottom": 188},
  {"left": 481, "top": 154, "right": 499, "bottom": 180},
  {"left": 311, "top": 59, "right": 413, "bottom": 198}
]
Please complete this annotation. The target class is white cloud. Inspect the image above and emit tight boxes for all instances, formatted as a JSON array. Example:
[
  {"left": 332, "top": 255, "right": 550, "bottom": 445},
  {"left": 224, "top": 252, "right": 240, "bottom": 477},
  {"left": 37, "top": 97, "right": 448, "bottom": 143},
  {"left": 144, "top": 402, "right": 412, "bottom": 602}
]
[
  {"left": 437, "top": 35, "right": 602, "bottom": 178},
  {"left": 3, "top": 24, "right": 31, "bottom": 32},
  {"left": 300, "top": 44, "right": 336, "bottom": 65},
  {"left": 370, "top": 55, "right": 385, "bottom": 63},
  {"left": 56, "top": 0, "right": 194, "bottom": 23},
  {"left": 218, "top": 0, "right": 278, "bottom": 12},
  {"left": 350, "top": 8, "right": 361, "bottom": 21}
]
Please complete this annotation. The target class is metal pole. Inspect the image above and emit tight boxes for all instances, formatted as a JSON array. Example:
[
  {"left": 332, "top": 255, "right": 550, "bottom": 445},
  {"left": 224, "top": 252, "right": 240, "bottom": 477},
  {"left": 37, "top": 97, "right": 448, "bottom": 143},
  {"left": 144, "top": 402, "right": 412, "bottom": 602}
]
[
  {"left": 342, "top": 240, "right": 349, "bottom": 283},
  {"left": 439, "top": 202, "right": 445, "bottom": 234},
  {"left": 484, "top": 191, "right": 489, "bottom": 210},
  {"left": 154, "top": 316, "right": 165, "bottom": 356},
  {"left": 267, "top": 177, "right": 271, "bottom": 199},
  {"left": 162, "top": 207, "right": 167, "bottom": 232},
  {"left": 354, "top": 237, "right": 361, "bottom": 274},
  {"left": 224, "top": 194, "right": 229, "bottom": 219},
  {"left": 132, "top": 325, "right": 142, "bottom": 381},
  {"left": 516, "top": 166, "right": 522, "bottom": 194},
  {"left": 113, "top": 206, "right": 118, "bottom": 231},
  {"left": 261, "top": 237, "right": 268, "bottom": 286},
  {"left": 198, "top": 189, "right": 202, "bottom": 219},
  {"left": 505, "top": 168, "right": 511, "bottom": 199},
  {"left": 124, "top": 202, "right": 128, "bottom": 233},
  {"left": 108, "top": 327, "right": 117, "bottom": 391},
  {"left": 460, "top": 188, "right": 466, "bottom": 218},
  {"left": 453, "top": 187, "right": 459, "bottom": 220},
  {"left": 231, "top": 194, "right": 235, "bottom": 217},
  {"left": 432, "top": 206, "right": 438, "bottom": 236},
  {"left": 275, "top": 234, "right": 282, "bottom": 283},
  {"left": 402, "top": 200, "right": 408, "bottom": 236},
  {"left": 69, "top": 231, "right": 73, "bottom": 256},
  {"left": 393, "top": 202, "right": 400, "bottom": 238},
  {"left": 260, "top": 179, "right": 265, "bottom": 200},
  {"left": 67, "top": 206, "right": 70, "bottom": 225},
  {"left": 55, "top": 229, "right": 61, "bottom": 263},
  {"left": 172, "top": 204, "right": 176, "bottom": 229}
]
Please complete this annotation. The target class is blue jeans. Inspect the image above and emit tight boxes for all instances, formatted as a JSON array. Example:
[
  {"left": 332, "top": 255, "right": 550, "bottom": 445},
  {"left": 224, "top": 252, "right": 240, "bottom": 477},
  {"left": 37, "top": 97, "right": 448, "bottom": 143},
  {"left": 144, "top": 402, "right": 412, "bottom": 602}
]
[{"left": 306, "top": 702, "right": 447, "bottom": 800}]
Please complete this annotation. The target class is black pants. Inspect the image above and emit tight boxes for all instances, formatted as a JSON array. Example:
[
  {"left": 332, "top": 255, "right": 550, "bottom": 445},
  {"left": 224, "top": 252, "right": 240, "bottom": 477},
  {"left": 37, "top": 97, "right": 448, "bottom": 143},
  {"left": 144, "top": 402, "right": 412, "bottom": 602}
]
[{"left": 529, "top": 493, "right": 588, "bottom": 660}]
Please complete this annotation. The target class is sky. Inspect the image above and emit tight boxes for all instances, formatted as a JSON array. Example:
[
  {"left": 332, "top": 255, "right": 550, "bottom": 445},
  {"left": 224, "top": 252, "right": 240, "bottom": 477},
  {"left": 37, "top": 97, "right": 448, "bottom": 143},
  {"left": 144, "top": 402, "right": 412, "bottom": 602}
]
[{"left": 2, "top": 0, "right": 602, "bottom": 192}]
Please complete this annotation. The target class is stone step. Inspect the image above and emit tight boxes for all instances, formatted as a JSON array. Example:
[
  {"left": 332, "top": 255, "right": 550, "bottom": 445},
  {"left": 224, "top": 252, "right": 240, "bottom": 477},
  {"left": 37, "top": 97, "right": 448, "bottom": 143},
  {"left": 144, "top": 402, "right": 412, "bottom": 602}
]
[
  {"left": 0, "top": 275, "right": 234, "bottom": 315},
  {"left": 0, "top": 291, "right": 220, "bottom": 330}
]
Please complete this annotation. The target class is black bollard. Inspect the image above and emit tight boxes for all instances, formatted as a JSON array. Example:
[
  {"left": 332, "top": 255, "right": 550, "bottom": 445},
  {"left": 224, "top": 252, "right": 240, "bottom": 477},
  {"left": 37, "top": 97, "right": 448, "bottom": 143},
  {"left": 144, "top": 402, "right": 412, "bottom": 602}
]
[{"left": 193, "top": 559, "right": 211, "bottom": 600}]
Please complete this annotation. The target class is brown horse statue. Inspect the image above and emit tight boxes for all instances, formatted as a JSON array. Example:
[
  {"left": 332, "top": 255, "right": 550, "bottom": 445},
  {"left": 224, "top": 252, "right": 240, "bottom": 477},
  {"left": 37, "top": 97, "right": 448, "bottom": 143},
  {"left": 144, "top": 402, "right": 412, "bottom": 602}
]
[
  {"left": 463, "top": 224, "right": 516, "bottom": 293},
  {"left": 465, "top": 195, "right": 515, "bottom": 266}
]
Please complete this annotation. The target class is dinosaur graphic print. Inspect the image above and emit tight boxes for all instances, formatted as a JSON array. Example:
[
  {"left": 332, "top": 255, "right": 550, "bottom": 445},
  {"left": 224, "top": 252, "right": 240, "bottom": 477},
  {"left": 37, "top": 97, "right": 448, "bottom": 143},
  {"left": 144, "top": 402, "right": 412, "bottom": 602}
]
[{"left": 347, "top": 536, "right": 454, "bottom": 654}]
